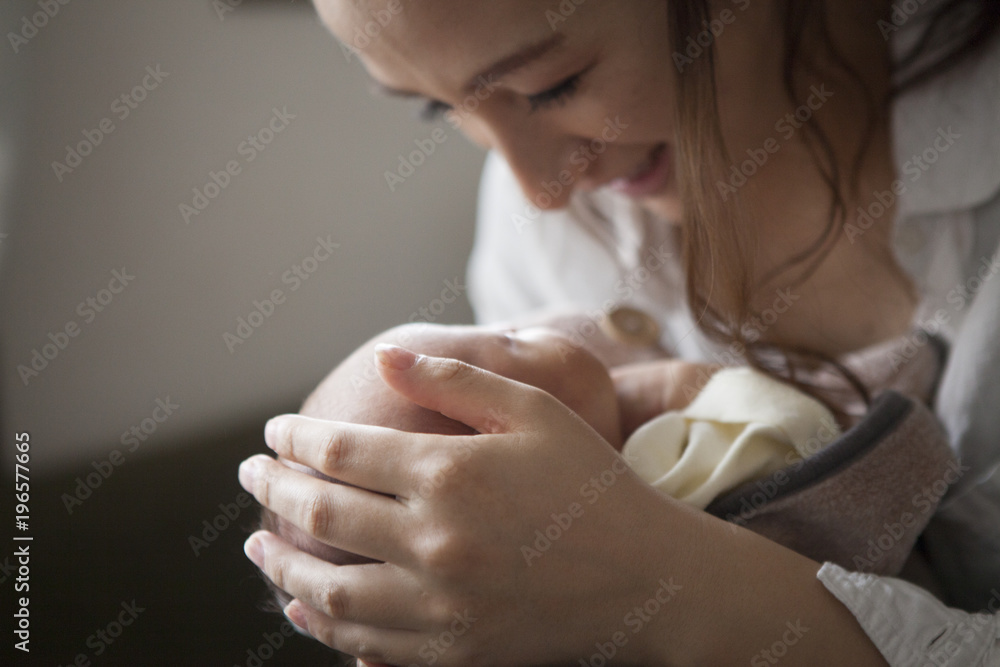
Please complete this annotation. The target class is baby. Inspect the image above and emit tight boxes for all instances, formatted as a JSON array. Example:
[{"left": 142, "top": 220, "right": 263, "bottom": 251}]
[
  {"left": 255, "top": 317, "right": 956, "bottom": 641},
  {"left": 258, "top": 318, "right": 836, "bottom": 595},
  {"left": 260, "top": 321, "right": 627, "bottom": 578}
]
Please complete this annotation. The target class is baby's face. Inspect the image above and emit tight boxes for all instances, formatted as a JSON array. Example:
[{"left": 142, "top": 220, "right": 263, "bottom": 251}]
[{"left": 265, "top": 322, "right": 621, "bottom": 570}]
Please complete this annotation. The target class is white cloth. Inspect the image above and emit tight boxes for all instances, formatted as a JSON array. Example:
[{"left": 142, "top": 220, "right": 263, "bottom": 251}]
[
  {"left": 466, "top": 6, "right": 1000, "bottom": 665},
  {"left": 622, "top": 367, "right": 839, "bottom": 509}
]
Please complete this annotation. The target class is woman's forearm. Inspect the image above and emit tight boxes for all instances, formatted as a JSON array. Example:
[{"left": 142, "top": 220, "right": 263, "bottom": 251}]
[{"left": 637, "top": 501, "right": 889, "bottom": 667}]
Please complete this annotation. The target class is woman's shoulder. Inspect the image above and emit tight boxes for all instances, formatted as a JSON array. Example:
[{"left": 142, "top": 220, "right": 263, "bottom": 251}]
[{"left": 889, "top": 8, "right": 1000, "bottom": 220}]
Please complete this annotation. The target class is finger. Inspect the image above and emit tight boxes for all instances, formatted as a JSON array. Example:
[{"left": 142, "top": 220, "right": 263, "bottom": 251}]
[
  {"left": 284, "top": 599, "right": 426, "bottom": 666},
  {"left": 265, "top": 415, "right": 426, "bottom": 496},
  {"left": 240, "top": 455, "right": 409, "bottom": 563},
  {"left": 244, "top": 531, "right": 430, "bottom": 629},
  {"left": 372, "top": 344, "right": 555, "bottom": 434}
]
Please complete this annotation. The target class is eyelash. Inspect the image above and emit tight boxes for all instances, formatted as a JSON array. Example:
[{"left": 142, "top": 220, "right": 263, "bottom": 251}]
[
  {"left": 416, "top": 72, "right": 585, "bottom": 122},
  {"left": 527, "top": 73, "right": 583, "bottom": 113}
]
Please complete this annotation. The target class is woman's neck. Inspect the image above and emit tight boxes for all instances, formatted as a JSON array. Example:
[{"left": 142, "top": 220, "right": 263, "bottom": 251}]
[{"left": 720, "top": 0, "right": 917, "bottom": 357}]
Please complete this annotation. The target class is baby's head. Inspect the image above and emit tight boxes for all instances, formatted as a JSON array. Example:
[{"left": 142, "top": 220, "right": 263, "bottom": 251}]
[
  {"left": 298, "top": 322, "right": 621, "bottom": 448},
  {"left": 258, "top": 322, "right": 621, "bottom": 608}
]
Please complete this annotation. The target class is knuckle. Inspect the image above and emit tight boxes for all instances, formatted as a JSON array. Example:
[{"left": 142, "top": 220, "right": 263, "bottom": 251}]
[
  {"left": 267, "top": 555, "right": 290, "bottom": 592},
  {"left": 319, "top": 429, "right": 347, "bottom": 472},
  {"left": 281, "top": 420, "right": 303, "bottom": 458},
  {"left": 310, "top": 622, "right": 339, "bottom": 652},
  {"left": 355, "top": 644, "right": 390, "bottom": 665},
  {"left": 427, "top": 357, "right": 467, "bottom": 384},
  {"left": 303, "top": 494, "right": 335, "bottom": 537},
  {"left": 509, "top": 384, "right": 551, "bottom": 416},
  {"left": 414, "top": 449, "right": 478, "bottom": 501},
  {"left": 318, "top": 579, "right": 348, "bottom": 620},
  {"left": 254, "top": 465, "right": 273, "bottom": 507},
  {"left": 414, "top": 531, "right": 484, "bottom": 581}
]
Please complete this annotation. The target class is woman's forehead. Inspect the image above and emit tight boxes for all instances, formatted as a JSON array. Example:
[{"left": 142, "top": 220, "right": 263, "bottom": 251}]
[{"left": 315, "top": 0, "right": 571, "bottom": 90}]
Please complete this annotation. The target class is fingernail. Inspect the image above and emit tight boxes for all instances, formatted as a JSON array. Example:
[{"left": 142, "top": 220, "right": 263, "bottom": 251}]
[
  {"left": 244, "top": 534, "right": 265, "bottom": 568},
  {"left": 374, "top": 343, "right": 418, "bottom": 370},
  {"left": 264, "top": 417, "right": 281, "bottom": 450},
  {"left": 284, "top": 600, "right": 309, "bottom": 634},
  {"left": 238, "top": 456, "right": 263, "bottom": 493}
]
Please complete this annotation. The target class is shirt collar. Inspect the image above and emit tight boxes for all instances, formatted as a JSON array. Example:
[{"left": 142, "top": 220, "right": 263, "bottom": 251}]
[{"left": 890, "top": 5, "right": 1000, "bottom": 218}]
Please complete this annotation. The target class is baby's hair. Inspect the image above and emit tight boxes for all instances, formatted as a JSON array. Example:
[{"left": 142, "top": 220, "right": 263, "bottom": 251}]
[{"left": 256, "top": 507, "right": 293, "bottom": 613}]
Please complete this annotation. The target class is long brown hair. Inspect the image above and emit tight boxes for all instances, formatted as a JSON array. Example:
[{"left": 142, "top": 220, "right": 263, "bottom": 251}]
[{"left": 667, "top": 0, "right": 1000, "bottom": 409}]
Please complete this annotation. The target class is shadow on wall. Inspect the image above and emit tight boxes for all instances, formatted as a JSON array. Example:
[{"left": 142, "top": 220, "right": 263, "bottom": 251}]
[
  {"left": 1, "top": 0, "right": 484, "bottom": 664},
  {"left": 1, "top": 420, "right": 358, "bottom": 666},
  {"left": 1, "top": 0, "right": 483, "bottom": 474}
]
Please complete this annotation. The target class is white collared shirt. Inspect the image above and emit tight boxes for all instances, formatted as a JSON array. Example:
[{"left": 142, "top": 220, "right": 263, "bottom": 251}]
[{"left": 466, "top": 7, "right": 1000, "bottom": 665}]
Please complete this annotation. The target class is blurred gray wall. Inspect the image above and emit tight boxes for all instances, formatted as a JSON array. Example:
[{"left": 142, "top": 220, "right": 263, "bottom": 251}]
[{"left": 1, "top": 0, "right": 485, "bottom": 472}]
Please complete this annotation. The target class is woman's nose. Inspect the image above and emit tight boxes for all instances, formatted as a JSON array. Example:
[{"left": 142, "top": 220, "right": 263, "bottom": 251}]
[{"left": 485, "top": 121, "right": 583, "bottom": 211}]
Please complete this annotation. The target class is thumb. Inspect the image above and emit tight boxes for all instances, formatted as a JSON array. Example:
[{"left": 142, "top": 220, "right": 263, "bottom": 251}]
[{"left": 373, "top": 343, "right": 549, "bottom": 434}]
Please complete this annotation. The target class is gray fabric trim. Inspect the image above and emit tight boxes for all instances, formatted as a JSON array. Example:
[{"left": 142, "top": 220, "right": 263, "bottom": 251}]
[{"left": 705, "top": 391, "right": 915, "bottom": 520}]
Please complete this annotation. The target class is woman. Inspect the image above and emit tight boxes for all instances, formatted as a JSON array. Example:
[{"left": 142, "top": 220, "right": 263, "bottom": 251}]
[{"left": 238, "top": 0, "right": 1000, "bottom": 664}]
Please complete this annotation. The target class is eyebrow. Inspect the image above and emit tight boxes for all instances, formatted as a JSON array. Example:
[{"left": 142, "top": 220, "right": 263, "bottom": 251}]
[{"left": 370, "top": 32, "right": 567, "bottom": 99}]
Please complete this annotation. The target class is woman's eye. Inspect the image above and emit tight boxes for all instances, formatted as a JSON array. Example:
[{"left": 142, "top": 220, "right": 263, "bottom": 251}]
[
  {"left": 527, "top": 72, "right": 583, "bottom": 113},
  {"left": 417, "top": 100, "right": 453, "bottom": 123},
  {"left": 415, "top": 67, "right": 588, "bottom": 121}
]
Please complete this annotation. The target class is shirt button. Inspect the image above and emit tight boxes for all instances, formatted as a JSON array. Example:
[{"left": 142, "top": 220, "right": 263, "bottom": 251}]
[{"left": 602, "top": 306, "right": 661, "bottom": 346}]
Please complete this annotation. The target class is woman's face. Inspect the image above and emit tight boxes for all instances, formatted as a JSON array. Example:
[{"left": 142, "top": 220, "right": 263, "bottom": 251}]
[{"left": 315, "top": 0, "right": 687, "bottom": 222}]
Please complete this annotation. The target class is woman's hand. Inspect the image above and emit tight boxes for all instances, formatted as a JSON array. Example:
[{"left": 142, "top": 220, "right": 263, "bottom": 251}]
[
  {"left": 238, "top": 345, "right": 890, "bottom": 666},
  {"left": 238, "top": 345, "right": 698, "bottom": 665}
]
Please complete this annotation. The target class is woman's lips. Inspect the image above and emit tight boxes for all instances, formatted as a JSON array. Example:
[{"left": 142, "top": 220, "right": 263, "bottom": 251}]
[{"left": 609, "top": 143, "right": 671, "bottom": 198}]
